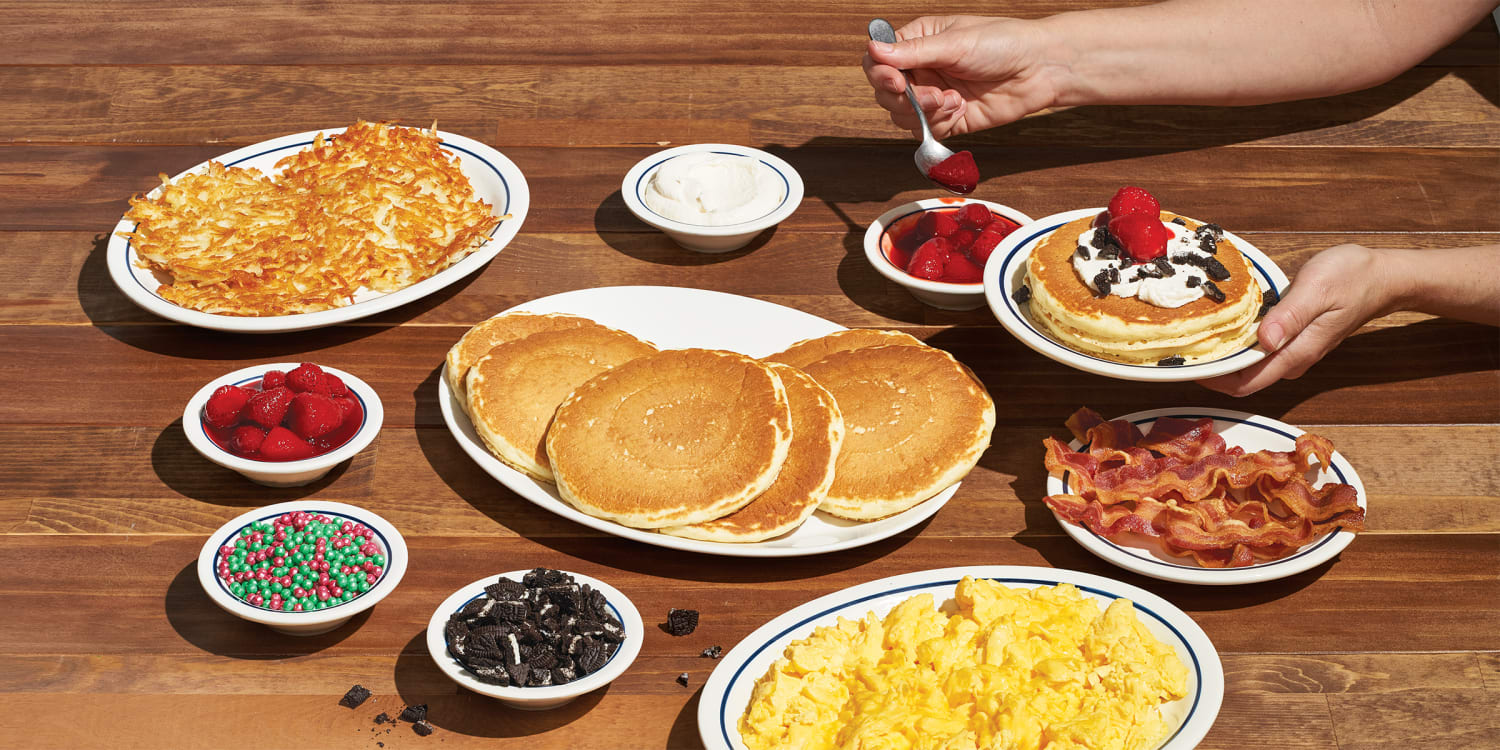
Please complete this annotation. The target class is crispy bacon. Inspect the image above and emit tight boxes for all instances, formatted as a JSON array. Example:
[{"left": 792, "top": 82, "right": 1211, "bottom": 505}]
[{"left": 1044, "top": 408, "right": 1365, "bottom": 568}]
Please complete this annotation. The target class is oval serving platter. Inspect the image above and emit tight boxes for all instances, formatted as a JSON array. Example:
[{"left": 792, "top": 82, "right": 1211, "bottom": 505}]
[
  {"left": 438, "top": 286, "right": 963, "bottom": 558},
  {"left": 107, "top": 126, "right": 529, "bottom": 333},
  {"left": 699, "top": 565, "right": 1224, "bottom": 750}
]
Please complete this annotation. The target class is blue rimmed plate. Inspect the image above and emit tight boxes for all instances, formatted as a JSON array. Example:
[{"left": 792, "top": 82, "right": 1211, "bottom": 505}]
[
  {"left": 698, "top": 565, "right": 1223, "bottom": 750},
  {"left": 1046, "top": 408, "right": 1367, "bottom": 585},
  {"left": 983, "top": 208, "right": 1289, "bottom": 381},
  {"left": 107, "top": 126, "right": 528, "bottom": 333}
]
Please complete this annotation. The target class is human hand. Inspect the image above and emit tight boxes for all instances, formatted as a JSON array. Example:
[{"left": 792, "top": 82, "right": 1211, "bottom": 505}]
[
  {"left": 861, "top": 15, "right": 1063, "bottom": 139},
  {"left": 1198, "top": 245, "right": 1399, "bottom": 397}
]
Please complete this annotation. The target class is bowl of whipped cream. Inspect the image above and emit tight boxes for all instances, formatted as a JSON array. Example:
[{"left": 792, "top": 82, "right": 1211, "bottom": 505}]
[{"left": 622, "top": 144, "right": 803, "bottom": 253}]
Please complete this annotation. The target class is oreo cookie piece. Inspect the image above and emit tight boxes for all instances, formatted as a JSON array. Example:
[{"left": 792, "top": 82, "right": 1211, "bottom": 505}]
[
  {"left": 1075, "top": 245, "right": 1091, "bottom": 260},
  {"left": 666, "top": 608, "right": 699, "bottom": 636},
  {"left": 1089, "top": 226, "right": 1115, "bottom": 250},
  {"left": 339, "top": 684, "right": 372, "bottom": 709},
  {"left": 1194, "top": 223, "right": 1224, "bottom": 240},
  {"left": 701, "top": 645, "right": 724, "bottom": 659},
  {"left": 1092, "top": 270, "right": 1113, "bottom": 298},
  {"left": 1197, "top": 235, "right": 1219, "bottom": 255},
  {"left": 1202, "top": 280, "right": 1227, "bottom": 303},
  {"left": 399, "top": 704, "right": 428, "bottom": 723},
  {"left": 1201, "top": 256, "right": 1230, "bottom": 281},
  {"left": 412, "top": 720, "right": 434, "bottom": 737},
  {"left": 1185, "top": 275, "right": 1202, "bottom": 288},
  {"left": 676, "top": 672, "right": 690, "bottom": 687},
  {"left": 1152, "top": 257, "right": 1176, "bottom": 277},
  {"left": 1170, "top": 217, "right": 1188, "bottom": 226},
  {"left": 484, "top": 578, "right": 526, "bottom": 601},
  {"left": 1157, "top": 355, "right": 1186, "bottom": 367},
  {"left": 1011, "top": 284, "right": 1031, "bottom": 304},
  {"left": 374, "top": 713, "right": 391, "bottom": 725},
  {"left": 1258, "top": 285, "right": 1280, "bottom": 318}
]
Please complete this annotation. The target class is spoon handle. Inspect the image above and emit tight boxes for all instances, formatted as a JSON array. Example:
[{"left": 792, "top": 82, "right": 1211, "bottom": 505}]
[{"left": 868, "top": 18, "right": 936, "bottom": 145}]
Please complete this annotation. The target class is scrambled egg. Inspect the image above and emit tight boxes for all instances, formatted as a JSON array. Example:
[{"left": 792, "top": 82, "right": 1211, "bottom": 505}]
[{"left": 739, "top": 578, "right": 1189, "bottom": 750}]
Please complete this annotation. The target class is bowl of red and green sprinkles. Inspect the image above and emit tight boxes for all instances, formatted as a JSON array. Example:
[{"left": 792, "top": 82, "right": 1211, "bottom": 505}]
[{"left": 197, "top": 500, "right": 408, "bottom": 636}]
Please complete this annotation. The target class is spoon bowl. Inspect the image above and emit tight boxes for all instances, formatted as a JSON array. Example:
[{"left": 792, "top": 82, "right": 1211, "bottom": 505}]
[{"left": 868, "top": 18, "right": 963, "bottom": 192}]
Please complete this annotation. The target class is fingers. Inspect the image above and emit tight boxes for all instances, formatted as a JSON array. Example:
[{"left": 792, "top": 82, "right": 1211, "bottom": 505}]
[
  {"left": 868, "top": 33, "right": 966, "bottom": 75},
  {"left": 1197, "top": 314, "right": 1345, "bottom": 396}
]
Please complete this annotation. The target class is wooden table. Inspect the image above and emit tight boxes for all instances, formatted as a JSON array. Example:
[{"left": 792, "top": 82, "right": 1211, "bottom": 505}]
[{"left": 3, "top": 2, "right": 1497, "bottom": 748}]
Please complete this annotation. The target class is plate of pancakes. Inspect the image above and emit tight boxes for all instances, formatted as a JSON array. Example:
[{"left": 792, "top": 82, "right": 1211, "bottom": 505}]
[
  {"left": 985, "top": 207, "right": 1289, "bottom": 381},
  {"left": 439, "top": 286, "right": 997, "bottom": 557}
]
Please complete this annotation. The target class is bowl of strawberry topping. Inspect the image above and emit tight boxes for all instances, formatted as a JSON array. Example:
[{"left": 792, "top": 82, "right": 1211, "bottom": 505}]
[
  {"left": 184, "top": 362, "right": 384, "bottom": 487},
  {"left": 864, "top": 197, "right": 1032, "bottom": 310}
]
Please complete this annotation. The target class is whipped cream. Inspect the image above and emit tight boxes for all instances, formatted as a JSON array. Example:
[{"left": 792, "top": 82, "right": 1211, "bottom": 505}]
[
  {"left": 642, "top": 153, "right": 785, "bottom": 226},
  {"left": 1072, "top": 223, "right": 1225, "bottom": 308}
]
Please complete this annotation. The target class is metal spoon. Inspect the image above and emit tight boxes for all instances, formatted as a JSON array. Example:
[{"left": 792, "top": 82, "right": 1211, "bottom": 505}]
[{"left": 868, "top": 18, "right": 959, "bottom": 191}]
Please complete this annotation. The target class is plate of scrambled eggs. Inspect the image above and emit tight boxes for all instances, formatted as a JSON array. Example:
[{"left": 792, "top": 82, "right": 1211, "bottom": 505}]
[
  {"left": 699, "top": 566, "right": 1222, "bottom": 750},
  {"left": 107, "top": 122, "right": 528, "bottom": 333}
]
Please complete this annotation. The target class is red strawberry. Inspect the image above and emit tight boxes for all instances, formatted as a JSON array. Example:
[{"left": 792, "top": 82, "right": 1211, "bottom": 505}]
[
  {"left": 968, "top": 221, "right": 1016, "bottom": 265},
  {"left": 1107, "top": 186, "right": 1160, "bottom": 220},
  {"left": 320, "top": 372, "right": 348, "bottom": 398},
  {"left": 950, "top": 229, "right": 978, "bottom": 254},
  {"left": 906, "top": 237, "right": 953, "bottom": 281},
  {"left": 204, "top": 385, "right": 252, "bottom": 428},
  {"left": 1091, "top": 210, "right": 1111, "bottom": 229},
  {"left": 955, "top": 203, "right": 993, "bottom": 229},
  {"left": 260, "top": 370, "right": 287, "bottom": 390},
  {"left": 331, "top": 395, "right": 359, "bottom": 424},
  {"left": 916, "top": 210, "right": 959, "bottom": 239},
  {"left": 259, "top": 426, "right": 315, "bottom": 461},
  {"left": 286, "top": 392, "right": 343, "bottom": 440},
  {"left": 926, "top": 150, "right": 979, "bottom": 194},
  {"left": 229, "top": 425, "right": 267, "bottom": 456},
  {"left": 1108, "top": 213, "right": 1171, "bottom": 261},
  {"left": 285, "top": 363, "right": 325, "bottom": 393},
  {"left": 944, "top": 252, "right": 984, "bottom": 283},
  {"left": 245, "top": 386, "right": 294, "bottom": 428}
]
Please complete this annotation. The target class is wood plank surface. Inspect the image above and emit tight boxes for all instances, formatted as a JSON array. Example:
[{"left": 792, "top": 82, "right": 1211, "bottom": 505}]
[{"left": 2, "top": 1, "right": 1496, "bottom": 748}]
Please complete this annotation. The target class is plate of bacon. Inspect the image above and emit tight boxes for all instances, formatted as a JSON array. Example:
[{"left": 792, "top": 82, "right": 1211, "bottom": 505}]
[{"left": 1043, "top": 407, "right": 1367, "bottom": 585}]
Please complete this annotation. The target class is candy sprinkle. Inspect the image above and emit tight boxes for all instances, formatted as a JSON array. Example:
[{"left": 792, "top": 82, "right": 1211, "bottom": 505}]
[{"left": 217, "top": 511, "right": 383, "bottom": 611}]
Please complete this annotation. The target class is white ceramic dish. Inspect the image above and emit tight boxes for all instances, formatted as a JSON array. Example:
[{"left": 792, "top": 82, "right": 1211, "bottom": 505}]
[
  {"left": 621, "top": 144, "right": 803, "bottom": 253},
  {"left": 197, "top": 500, "right": 408, "bottom": 636},
  {"left": 425, "top": 570, "right": 643, "bottom": 710},
  {"left": 864, "top": 197, "right": 1033, "bottom": 311},
  {"left": 107, "top": 126, "right": 529, "bottom": 333},
  {"left": 439, "top": 286, "right": 962, "bottom": 557},
  {"left": 1046, "top": 408, "right": 1367, "bottom": 585},
  {"left": 183, "top": 362, "right": 383, "bottom": 487},
  {"left": 698, "top": 565, "right": 1223, "bottom": 750},
  {"left": 984, "top": 208, "right": 1289, "bottom": 381}
]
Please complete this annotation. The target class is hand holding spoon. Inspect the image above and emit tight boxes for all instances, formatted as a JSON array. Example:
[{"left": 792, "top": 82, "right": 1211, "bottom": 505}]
[{"left": 867, "top": 18, "right": 978, "bottom": 194}]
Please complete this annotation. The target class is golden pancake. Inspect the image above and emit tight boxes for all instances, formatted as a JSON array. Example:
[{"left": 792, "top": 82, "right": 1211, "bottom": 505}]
[
  {"left": 546, "top": 349, "right": 793, "bottom": 529},
  {"left": 659, "top": 363, "right": 844, "bottom": 542},
  {"left": 465, "top": 326, "right": 658, "bottom": 483},
  {"left": 444, "top": 312, "right": 599, "bottom": 412},
  {"left": 803, "top": 345, "right": 994, "bottom": 520},
  {"left": 764, "top": 329, "right": 926, "bottom": 370},
  {"left": 1025, "top": 213, "right": 1262, "bottom": 364}
]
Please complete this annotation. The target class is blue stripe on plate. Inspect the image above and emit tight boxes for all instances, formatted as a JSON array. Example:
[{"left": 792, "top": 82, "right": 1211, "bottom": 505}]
[
  {"left": 212, "top": 508, "right": 392, "bottom": 613},
  {"left": 718, "top": 576, "right": 1201, "bottom": 748},
  {"left": 125, "top": 133, "right": 512, "bottom": 301},
  {"left": 633, "top": 151, "right": 790, "bottom": 225},
  {"left": 1060, "top": 414, "right": 1352, "bottom": 570},
  {"left": 998, "top": 221, "right": 1280, "bottom": 368}
]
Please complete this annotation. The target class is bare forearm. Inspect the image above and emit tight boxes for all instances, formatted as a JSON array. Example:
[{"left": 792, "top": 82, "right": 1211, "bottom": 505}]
[
  {"left": 1044, "top": 0, "right": 1496, "bottom": 107},
  {"left": 1379, "top": 245, "right": 1500, "bottom": 325}
]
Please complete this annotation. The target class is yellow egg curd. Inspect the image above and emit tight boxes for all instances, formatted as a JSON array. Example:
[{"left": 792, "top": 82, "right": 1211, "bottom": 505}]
[{"left": 739, "top": 578, "right": 1189, "bottom": 750}]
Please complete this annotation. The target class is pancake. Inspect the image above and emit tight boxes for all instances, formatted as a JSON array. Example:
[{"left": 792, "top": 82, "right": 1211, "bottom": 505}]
[
  {"left": 659, "top": 363, "right": 844, "bottom": 542},
  {"left": 546, "top": 349, "right": 793, "bottom": 529},
  {"left": 465, "top": 325, "right": 658, "bottom": 483},
  {"left": 764, "top": 329, "right": 926, "bottom": 370},
  {"left": 1025, "top": 213, "right": 1262, "bottom": 364},
  {"left": 444, "top": 312, "right": 600, "bottom": 412},
  {"left": 803, "top": 344, "right": 994, "bottom": 520}
]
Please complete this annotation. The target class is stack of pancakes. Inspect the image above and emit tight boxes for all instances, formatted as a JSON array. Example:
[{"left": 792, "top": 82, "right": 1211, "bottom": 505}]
[
  {"left": 447, "top": 315, "right": 995, "bottom": 543},
  {"left": 1025, "top": 212, "right": 1263, "bottom": 364}
]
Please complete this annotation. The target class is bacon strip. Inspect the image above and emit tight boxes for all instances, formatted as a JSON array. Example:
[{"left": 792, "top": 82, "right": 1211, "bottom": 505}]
[{"left": 1044, "top": 407, "right": 1365, "bottom": 568}]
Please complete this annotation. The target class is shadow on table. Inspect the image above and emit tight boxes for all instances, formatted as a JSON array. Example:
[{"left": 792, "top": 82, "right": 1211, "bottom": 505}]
[
  {"left": 391, "top": 630, "right": 606, "bottom": 738},
  {"left": 163, "top": 561, "right": 366, "bottom": 658},
  {"left": 77, "top": 231, "right": 481, "bottom": 357},
  {"left": 410, "top": 363, "right": 935, "bottom": 581},
  {"left": 151, "top": 417, "right": 353, "bottom": 506},
  {"left": 668, "top": 685, "right": 705, "bottom": 749},
  {"left": 592, "top": 189, "right": 780, "bottom": 266}
]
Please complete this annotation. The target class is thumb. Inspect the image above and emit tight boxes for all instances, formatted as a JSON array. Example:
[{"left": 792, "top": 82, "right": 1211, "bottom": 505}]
[
  {"left": 1257, "top": 281, "right": 1323, "bottom": 353},
  {"left": 869, "top": 33, "right": 964, "bottom": 71}
]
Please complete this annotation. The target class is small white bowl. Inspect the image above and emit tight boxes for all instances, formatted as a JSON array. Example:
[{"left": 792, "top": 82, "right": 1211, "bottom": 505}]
[
  {"left": 426, "top": 570, "right": 644, "bottom": 711},
  {"left": 622, "top": 143, "right": 803, "bottom": 253},
  {"left": 183, "top": 362, "right": 384, "bottom": 487},
  {"left": 196, "top": 500, "right": 408, "bottom": 636},
  {"left": 864, "top": 198, "right": 1033, "bottom": 310}
]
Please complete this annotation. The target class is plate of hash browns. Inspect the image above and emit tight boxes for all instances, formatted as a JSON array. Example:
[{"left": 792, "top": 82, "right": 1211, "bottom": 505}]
[
  {"left": 107, "top": 121, "right": 527, "bottom": 332},
  {"left": 1044, "top": 407, "right": 1367, "bottom": 585}
]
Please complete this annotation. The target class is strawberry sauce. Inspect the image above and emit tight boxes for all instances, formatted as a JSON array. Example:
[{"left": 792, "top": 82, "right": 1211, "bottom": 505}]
[
  {"left": 926, "top": 150, "right": 980, "bottom": 194},
  {"left": 203, "top": 378, "right": 364, "bottom": 462},
  {"left": 882, "top": 206, "right": 1020, "bottom": 284}
]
